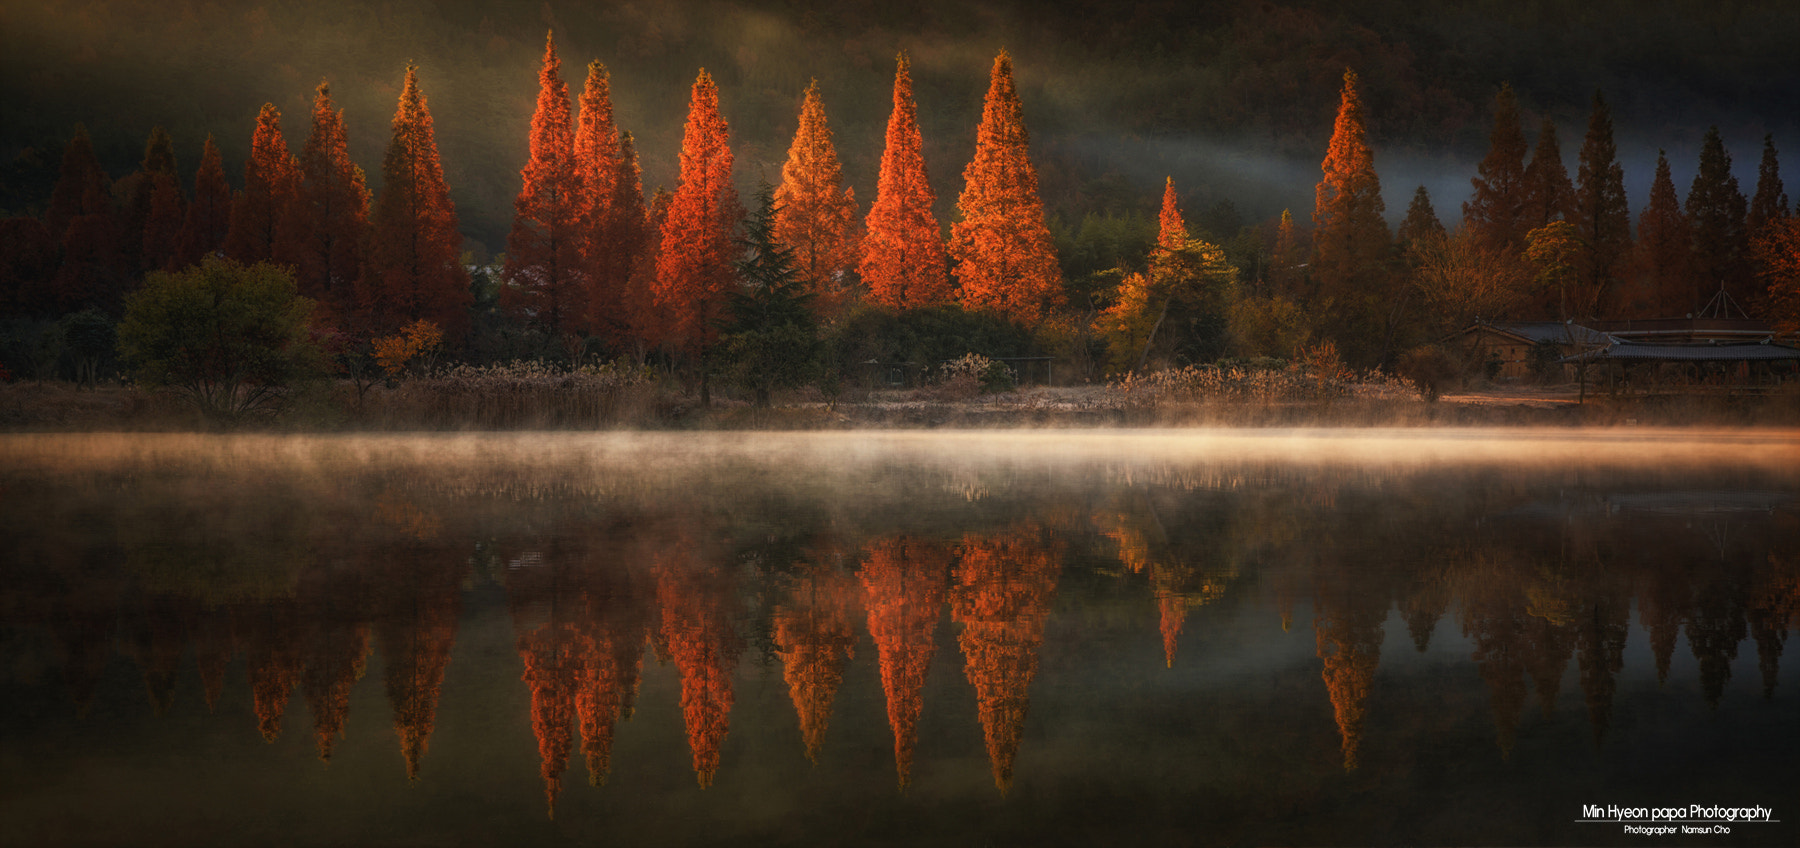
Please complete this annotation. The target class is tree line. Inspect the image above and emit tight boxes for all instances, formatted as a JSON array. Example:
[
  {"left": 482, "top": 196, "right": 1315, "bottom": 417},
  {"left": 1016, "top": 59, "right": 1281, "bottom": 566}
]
[{"left": 1, "top": 42, "right": 1797, "bottom": 400}]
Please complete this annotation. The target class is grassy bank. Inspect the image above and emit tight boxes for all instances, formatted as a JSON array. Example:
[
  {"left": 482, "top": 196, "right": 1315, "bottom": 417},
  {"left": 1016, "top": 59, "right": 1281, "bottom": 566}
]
[{"left": 5, "top": 376, "right": 1797, "bottom": 431}]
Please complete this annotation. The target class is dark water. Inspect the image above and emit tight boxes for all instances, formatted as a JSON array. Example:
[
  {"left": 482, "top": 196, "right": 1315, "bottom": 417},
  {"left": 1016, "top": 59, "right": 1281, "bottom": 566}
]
[{"left": 1, "top": 430, "right": 1795, "bottom": 847}]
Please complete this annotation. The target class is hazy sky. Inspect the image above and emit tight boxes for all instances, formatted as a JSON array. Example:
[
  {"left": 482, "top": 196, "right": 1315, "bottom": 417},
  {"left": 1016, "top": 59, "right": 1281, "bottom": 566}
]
[{"left": 4, "top": 0, "right": 1797, "bottom": 253}]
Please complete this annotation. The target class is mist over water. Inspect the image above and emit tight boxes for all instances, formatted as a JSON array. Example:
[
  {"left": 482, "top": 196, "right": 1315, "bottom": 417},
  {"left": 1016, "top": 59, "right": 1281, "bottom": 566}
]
[{"left": 1, "top": 430, "right": 1795, "bottom": 845}]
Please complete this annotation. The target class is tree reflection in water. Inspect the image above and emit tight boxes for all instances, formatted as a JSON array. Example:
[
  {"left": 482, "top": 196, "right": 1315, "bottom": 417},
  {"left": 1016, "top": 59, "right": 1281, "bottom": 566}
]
[{"left": 0, "top": 432, "right": 1794, "bottom": 839}]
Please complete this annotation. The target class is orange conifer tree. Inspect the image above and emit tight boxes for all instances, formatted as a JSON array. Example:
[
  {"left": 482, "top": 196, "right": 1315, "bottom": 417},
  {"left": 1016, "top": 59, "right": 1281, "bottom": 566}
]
[
  {"left": 575, "top": 62, "right": 648, "bottom": 340},
  {"left": 294, "top": 81, "right": 371, "bottom": 317},
  {"left": 1156, "top": 177, "right": 1188, "bottom": 254},
  {"left": 175, "top": 135, "right": 232, "bottom": 269},
  {"left": 775, "top": 80, "right": 861, "bottom": 320},
  {"left": 624, "top": 186, "right": 672, "bottom": 355},
  {"left": 378, "top": 552, "right": 462, "bottom": 781},
  {"left": 360, "top": 65, "right": 470, "bottom": 340},
  {"left": 575, "top": 596, "right": 648, "bottom": 787},
  {"left": 224, "top": 103, "right": 300, "bottom": 266},
  {"left": 1312, "top": 69, "right": 1392, "bottom": 366},
  {"left": 301, "top": 612, "right": 371, "bottom": 763},
  {"left": 654, "top": 69, "right": 741, "bottom": 364},
  {"left": 860, "top": 537, "right": 951, "bottom": 789},
  {"left": 949, "top": 51, "right": 1062, "bottom": 323},
  {"left": 241, "top": 602, "right": 304, "bottom": 743},
  {"left": 861, "top": 53, "right": 949, "bottom": 310},
  {"left": 504, "top": 33, "right": 588, "bottom": 338},
  {"left": 952, "top": 525, "right": 1062, "bottom": 794},
  {"left": 656, "top": 549, "right": 742, "bottom": 788},
  {"left": 773, "top": 560, "right": 861, "bottom": 763}
]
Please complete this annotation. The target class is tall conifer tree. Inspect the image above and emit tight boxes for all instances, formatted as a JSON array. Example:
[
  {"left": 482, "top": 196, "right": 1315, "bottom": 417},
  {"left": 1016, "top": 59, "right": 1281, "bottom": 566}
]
[
  {"left": 1155, "top": 177, "right": 1188, "bottom": 254},
  {"left": 1748, "top": 134, "right": 1789, "bottom": 238},
  {"left": 1463, "top": 84, "right": 1529, "bottom": 254},
  {"left": 774, "top": 80, "right": 860, "bottom": 321},
  {"left": 1572, "top": 92, "right": 1631, "bottom": 319},
  {"left": 575, "top": 61, "right": 646, "bottom": 340},
  {"left": 43, "top": 124, "right": 123, "bottom": 314},
  {"left": 861, "top": 53, "right": 949, "bottom": 310},
  {"left": 175, "top": 135, "right": 232, "bottom": 269},
  {"left": 654, "top": 70, "right": 741, "bottom": 361},
  {"left": 360, "top": 64, "right": 469, "bottom": 340},
  {"left": 1636, "top": 151, "right": 1692, "bottom": 317},
  {"left": 1686, "top": 126, "right": 1749, "bottom": 311},
  {"left": 1312, "top": 69, "right": 1392, "bottom": 365},
  {"left": 295, "top": 81, "right": 371, "bottom": 316},
  {"left": 122, "top": 127, "right": 178, "bottom": 274},
  {"left": 1522, "top": 119, "right": 1576, "bottom": 231},
  {"left": 223, "top": 103, "right": 299, "bottom": 265},
  {"left": 504, "top": 32, "right": 587, "bottom": 337},
  {"left": 949, "top": 50, "right": 1061, "bottom": 324}
]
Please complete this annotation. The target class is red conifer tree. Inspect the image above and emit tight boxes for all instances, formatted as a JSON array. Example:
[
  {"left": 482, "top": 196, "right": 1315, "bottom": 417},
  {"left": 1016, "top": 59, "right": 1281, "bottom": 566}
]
[
  {"left": 653, "top": 70, "right": 741, "bottom": 361},
  {"left": 1463, "top": 84, "right": 1530, "bottom": 255},
  {"left": 950, "top": 51, "right": 1061, "bottom": 323},
  {"left": 1155, "top": 177, "right": 1188, "bottom": 254},
  {"left": 504, "top": 33, "right": 588, "bottom": 337},
  {"left": 294, "top": 81, "right": 371, "bottom": 317},
  {"left": 861, "top": 54, "right": 949, "bottom": 310},
  {"left": 775, "top": 80, "right": 861, "bottom": 320},
  {"left": 224, "top": 103, "right": 300, "bottom": 266},
  {"left": 360, "top": 65, "right": 470, "bottom": 340},
  {"left": 575, "top": 62, "right": 647, "bottom": 340},
  {"left": 175, "top": 135, "right": 232, "bottom": 269}
]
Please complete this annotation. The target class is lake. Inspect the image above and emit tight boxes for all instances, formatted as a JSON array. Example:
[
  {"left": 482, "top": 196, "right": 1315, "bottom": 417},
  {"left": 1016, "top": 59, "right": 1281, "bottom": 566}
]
[{"left": 1, "top": 430, "right": 1795, "bottom": 846}]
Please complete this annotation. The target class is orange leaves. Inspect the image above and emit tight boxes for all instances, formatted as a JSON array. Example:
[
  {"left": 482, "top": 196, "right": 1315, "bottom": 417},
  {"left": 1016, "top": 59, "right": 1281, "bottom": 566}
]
[
  {"left": 951, "top": 524, "right": 1062, "bottom": 793},
  {"left": 1156, "top": 177, "right": 1189, "bottom": 254},
  {"left": 361, "top": 64, "right": 469, "bottom": 341},
  {"left": 654, "top": 70, "right": 741, "bottom": 357},
  {"left": 294, "top": 81, "right": 370, "bottom": 315},
  {"left": 504, "top": 32, "right": 587, "bottom": 337},
  {"left": 656, "top": 549, "right": 742, "bottom": 788},
  {"left": 773, "top": 561, "right": 861, "bottom": 763},
  {"left": 775, "top": 81, "right": 862, "bottom": 321},
  {"left": 224, "top": 103, "right": 299, "bottom": 266},
  {"left": 861, "top": 537, "right": 952, "bottom": 789},
  {"left": 862, "top": 54, "right": 950, "bottom": 310},
  {"left": 577, "top": 62, "right": 650, "bottom": 339},
  {"left": 949, "top": 51, "right": 1062, "bottom": 324}
]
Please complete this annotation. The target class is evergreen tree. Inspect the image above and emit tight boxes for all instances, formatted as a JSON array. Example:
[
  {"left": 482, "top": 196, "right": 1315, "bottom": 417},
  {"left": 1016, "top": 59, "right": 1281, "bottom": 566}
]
[
  {"left": 861, "top": 53, "right": 949, "bottom": 310},
  {"left": 949, "top": 50, "right": 1061, "bottom": 324},
  {"left": 1522, "top": 118, "right": 1576, "bottom": 230},
  {"left": 360, "top": 64, "right": 469, "bottom": 340},
  {"left": 1748, "top": 134, "right": 1790, "bottom": 237},
  {"left": 175, "top": 135, "right": 232, "bottom": 269},
  {"left": 1685, "top": 126, "right": 1749, "bottom": 312},
  {"left": 1635, "top": 151, "right": 1692, "bottom": 317},
  {"left": 1398, "top": 186, "right": 1446, "bottom": 248},
  {"left": 45, "top": 123, "right": 110, "bottom": 244},
  {"left": 722, "top": 185, "right": 820, "bottom": 407},
  {"left": 774, "top": 80, "right": 860, "bottom": 322},
  {"left": 504, "top": 32, "right": 587, "bottom": 338},
  {"left": 294, "top": 81, "right": 370, "bottom": 319},
  {"left": 654, "top": 69, "right": 741, "bottom": 369},
  {"left": 1463, "top": 84, "right": 1529, "bottom": 254},
  {"left": 1269, "top": 208, "right": 1304, "bottom": 297},
  {"left": 1312, "top": 69, "right": 1392, "bottom": 366},
  {"left": 1572, "top": 92, "right": 1631, "bottom": 319},
  {"left": 223, "top": 103, "right": 299, "bottom": 266}
]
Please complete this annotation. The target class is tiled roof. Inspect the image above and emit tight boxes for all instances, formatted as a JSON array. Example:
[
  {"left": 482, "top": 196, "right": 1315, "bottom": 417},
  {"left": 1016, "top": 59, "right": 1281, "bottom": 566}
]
[
  {"left": 1563, "top": 341, "right": 1800, "bottom": 362},
  {"left": 1477, "top": 322, "right": 1613, "bottom": 345}
]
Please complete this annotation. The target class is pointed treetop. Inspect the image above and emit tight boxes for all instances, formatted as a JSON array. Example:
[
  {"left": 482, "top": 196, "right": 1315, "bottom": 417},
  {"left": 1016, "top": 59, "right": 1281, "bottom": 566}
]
[
  {"left": 861, "top": 51, "right": 950, "bottom": 310},
  {"left": 1156, "top": 178, "right": 1188, "bottom": 254}
]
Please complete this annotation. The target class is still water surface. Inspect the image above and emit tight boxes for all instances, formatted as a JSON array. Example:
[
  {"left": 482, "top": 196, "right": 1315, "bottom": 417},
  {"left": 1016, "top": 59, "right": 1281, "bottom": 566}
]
[{"left": 1, "top": 430, "right": 1795, "bottom": 846}]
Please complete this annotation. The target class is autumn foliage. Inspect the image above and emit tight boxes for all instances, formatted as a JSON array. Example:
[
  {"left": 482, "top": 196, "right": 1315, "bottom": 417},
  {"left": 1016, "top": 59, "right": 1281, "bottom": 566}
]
[
  {"left": 774, "top": 81, "right": 861, "bottom": 321},
  {"left": 294, "top": 82, "right": 371, "bottom": 318},
  {"left": 576, "top": 62, "right": 649, "bottom": 340},
  {"left": 653, "top": 70, "right": 741, "bottom": 356},
  {"left": 861, "top": 54, "right": 950, "bottom": 310},
  {"left": 223, "top": 103, "right": 299, "bottom": 267},
  {"left": 656, "top": 548, "right": 741, "bottom": 788},
  {"left": 504, "top": 33, "right": 587, "bottom": 337},
  {"left": 949, "top": 51, "right": 1061, "bottom": 324},
  {"left": 359, "top": 65, "right": 469, "bottom": 341},
  {"left": 773, "top": 558, "right": 860, "bottom": 763},
  {"left": 860, "top": 537, "right": 952, "bottom": 789},
  {"left": 951, "top": 525, "right": 1061, "bottom": 794}
]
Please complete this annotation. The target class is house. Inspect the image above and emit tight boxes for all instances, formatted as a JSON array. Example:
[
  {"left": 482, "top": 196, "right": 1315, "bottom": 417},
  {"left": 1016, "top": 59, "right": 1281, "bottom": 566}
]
[{"left": 1457, "top": 321, "right": 1611, "bottom": 380}]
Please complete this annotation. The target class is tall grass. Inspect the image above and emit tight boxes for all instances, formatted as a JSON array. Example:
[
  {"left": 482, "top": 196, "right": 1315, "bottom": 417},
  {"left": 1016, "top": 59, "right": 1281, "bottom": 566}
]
[{"left": 362, "top": 360, "right": 667, "bottom": 429}]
